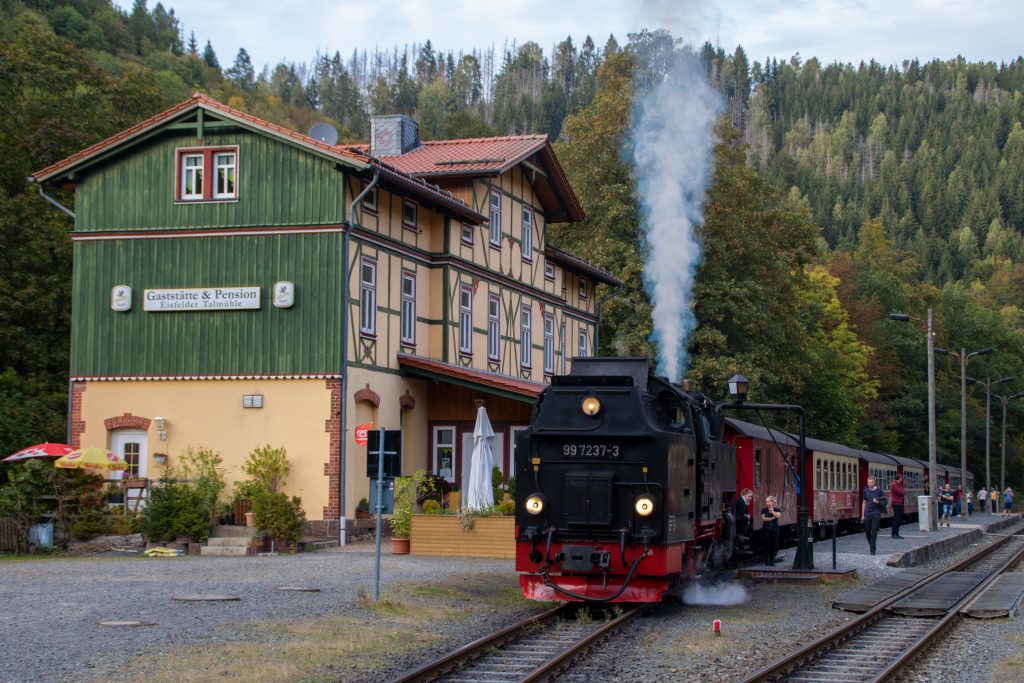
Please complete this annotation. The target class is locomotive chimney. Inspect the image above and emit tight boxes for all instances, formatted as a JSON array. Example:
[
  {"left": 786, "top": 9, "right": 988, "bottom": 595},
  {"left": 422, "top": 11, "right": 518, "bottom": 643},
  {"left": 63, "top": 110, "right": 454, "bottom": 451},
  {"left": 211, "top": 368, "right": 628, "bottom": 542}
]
[{"left": 682, "top": 378, "right": 692, "bottom": 392}]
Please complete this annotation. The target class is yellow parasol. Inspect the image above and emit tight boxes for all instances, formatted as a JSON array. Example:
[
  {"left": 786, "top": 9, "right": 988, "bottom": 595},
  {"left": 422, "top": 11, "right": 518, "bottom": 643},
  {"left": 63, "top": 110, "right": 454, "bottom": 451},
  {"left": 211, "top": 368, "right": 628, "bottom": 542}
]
[{"left": 54, "top": 447, "right": 128, "bottom": 472}]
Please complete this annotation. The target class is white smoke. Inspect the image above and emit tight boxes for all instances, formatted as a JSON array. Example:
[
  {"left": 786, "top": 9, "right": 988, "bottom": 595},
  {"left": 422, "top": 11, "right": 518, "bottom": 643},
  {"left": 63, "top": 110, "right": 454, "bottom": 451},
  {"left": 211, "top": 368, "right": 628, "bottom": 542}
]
[
  {"left": 631, "top": 37, "right": 723, "bottom": 381},
  {"left": 682, "top": 580, "right": 749, "bottom": 606}
]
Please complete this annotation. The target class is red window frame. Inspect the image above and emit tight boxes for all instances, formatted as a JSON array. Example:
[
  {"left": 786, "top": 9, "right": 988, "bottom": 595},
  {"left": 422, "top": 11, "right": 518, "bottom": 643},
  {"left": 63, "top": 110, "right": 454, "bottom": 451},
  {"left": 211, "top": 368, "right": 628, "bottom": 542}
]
[{"left": 174, "top": 145, "right": 239, "bottom": 202}]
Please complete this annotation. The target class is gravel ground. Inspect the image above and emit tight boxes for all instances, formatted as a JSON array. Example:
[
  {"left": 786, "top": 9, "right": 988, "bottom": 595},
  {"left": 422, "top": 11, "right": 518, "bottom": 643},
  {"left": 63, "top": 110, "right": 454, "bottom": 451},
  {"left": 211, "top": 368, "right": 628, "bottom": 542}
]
[{"left": 2, "top": 525, "right": 1022, "bottom": 683}]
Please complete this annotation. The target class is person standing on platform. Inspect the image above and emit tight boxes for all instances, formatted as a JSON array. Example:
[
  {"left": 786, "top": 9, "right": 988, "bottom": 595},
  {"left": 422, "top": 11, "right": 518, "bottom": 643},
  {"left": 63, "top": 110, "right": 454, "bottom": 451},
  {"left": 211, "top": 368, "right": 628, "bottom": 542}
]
[
  {"left": 733, "top": 488, "right": 753, "bottom": 546},
  {"left": 978, "top": 486, "right": 987, "bottom": 515},
  {"left": 939, "top": 484, "right": 955, "bottom": 527},
  {"left": 760, "top": 495, "right": 781, "bottom": 565},
  {"left": 991, "top": 488, "right": 999, "bottom": 514},
  {"left": 862, "top": 477, "right": 885, "bottom": 555},
  {"left": 966, "top": 489, "right": 973, "bottom": 516},
  {"left": 1004, "top": 487, "right": 1014, "bottom": 515},
  {"left": 890, "top": 474, "right": 906, "bottom": 538}
]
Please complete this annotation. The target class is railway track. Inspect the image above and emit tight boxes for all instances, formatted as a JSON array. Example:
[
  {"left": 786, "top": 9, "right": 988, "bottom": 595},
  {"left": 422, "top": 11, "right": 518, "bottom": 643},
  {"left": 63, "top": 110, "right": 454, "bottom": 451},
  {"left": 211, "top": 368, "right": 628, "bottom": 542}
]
[
  {"left": 390, "top": 603, "right": 642, "bottom": 683},
  {"left": 739, "top": 527, "right": 1024, "bottom": 683}
]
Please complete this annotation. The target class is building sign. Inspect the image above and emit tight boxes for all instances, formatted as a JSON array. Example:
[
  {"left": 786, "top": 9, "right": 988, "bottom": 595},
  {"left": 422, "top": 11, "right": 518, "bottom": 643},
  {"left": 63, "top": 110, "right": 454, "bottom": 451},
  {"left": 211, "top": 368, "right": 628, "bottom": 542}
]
[
  {"left": 111, "top": 285, "right": 132, "bottom": 312},
  {"left": 143, "top": 287, "right": 261, "bottom": 311},
  {"left": 354, "top": 422, "right": 373, "bottom": 446}
]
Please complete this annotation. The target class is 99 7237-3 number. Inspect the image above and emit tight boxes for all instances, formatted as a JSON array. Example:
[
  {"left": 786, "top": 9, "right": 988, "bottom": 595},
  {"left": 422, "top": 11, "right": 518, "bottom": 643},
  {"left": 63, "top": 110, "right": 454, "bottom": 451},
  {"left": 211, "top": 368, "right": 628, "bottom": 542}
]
[{"left": 562, "top": 443, "right": 621, "bottom": 458}]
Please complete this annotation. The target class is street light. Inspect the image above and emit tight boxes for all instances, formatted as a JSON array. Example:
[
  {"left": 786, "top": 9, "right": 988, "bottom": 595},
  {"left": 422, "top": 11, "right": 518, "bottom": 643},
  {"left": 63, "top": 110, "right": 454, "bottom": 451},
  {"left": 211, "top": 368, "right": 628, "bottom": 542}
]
[
  {"left": 935, "top": 346, "right": 994, "bottom": 507},
  {"left": 888, "top": 309, "right": 939, "bottom": 529},
  {"left": 715, "top": 374, "right": 812, "bottom": 569},
  {"left": 968, "top": 375, "right": 1014, "bottom": 493},
  {"left": 997, "top": 391, "right": 1024, "bottom": 492}
]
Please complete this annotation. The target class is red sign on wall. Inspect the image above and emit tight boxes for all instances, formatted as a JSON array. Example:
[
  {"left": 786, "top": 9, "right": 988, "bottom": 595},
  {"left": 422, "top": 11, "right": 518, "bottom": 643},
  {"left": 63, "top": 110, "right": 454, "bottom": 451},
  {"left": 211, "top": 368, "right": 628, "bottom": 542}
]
[{"left": 354, "top": 422, "right": 373, "bottom": 446}]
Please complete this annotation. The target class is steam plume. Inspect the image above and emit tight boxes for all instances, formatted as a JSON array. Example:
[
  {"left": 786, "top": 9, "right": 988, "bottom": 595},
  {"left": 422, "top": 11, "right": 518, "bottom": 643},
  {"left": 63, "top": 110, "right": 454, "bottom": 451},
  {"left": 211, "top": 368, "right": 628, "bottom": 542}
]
[
  {"left": 632, "top": 45, "right": 722, "bottom": 381},
  {"left": 682, "top": 580, "right": 749, "bottom": 606}
]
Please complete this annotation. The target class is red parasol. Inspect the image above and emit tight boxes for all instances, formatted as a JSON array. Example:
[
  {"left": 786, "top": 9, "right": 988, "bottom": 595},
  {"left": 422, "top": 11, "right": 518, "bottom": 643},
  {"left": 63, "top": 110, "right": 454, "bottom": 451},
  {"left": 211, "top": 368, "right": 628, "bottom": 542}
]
[{"left": 2, "top": 442, "right": 74, "bottom": 463}]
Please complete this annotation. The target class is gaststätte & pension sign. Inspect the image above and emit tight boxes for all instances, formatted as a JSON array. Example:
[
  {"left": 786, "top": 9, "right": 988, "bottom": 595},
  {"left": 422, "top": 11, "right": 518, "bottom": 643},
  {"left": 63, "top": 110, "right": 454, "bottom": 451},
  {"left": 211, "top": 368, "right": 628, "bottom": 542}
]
[{"left": 143, "top": 287, "right": 261, "bottom": 311}]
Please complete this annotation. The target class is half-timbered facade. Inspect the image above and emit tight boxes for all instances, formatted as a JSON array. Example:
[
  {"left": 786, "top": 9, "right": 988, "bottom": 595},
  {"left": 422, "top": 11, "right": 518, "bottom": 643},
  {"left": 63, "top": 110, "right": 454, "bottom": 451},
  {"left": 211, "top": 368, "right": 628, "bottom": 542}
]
[{"left": 31, "top": 93, "right": 620, "bottom": 537}]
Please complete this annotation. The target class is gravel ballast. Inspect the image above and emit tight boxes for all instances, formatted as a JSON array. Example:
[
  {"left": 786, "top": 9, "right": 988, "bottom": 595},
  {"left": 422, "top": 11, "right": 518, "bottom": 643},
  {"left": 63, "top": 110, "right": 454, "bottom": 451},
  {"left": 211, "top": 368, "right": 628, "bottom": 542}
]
[{"left": 2, "top": 526, "right": 1022, "bottom": 683}]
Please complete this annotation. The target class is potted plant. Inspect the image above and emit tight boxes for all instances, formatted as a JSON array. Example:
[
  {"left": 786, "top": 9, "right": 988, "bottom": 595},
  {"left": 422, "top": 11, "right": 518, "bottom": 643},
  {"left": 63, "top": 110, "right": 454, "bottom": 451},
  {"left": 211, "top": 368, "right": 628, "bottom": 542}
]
[
  {"left": 390, "top": 475, "right": 417, "bottom": 554},
  {"left": 356, "top": 497, "right": 371, "bottom": 519}
]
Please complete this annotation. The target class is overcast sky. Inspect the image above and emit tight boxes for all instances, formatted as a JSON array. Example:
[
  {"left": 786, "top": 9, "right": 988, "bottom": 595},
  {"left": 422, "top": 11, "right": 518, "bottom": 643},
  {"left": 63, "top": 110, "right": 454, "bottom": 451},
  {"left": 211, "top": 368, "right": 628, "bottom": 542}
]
[{"left": 119, "top": 0, "right": 1023, "bottom": 72}]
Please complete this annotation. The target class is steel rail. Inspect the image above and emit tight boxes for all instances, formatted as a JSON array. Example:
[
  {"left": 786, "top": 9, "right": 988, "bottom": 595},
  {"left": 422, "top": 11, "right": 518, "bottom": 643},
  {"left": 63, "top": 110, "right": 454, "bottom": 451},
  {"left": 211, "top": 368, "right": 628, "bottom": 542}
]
[
  {"left": 520, "top": 605, "right": 642, "bottom": 682},
  {"left": 873, "top": 534, "right": 1024, "bottom": 682},
  {"left": 389, "top": 604, "right": 569, "bottom": 683},
  {"left": 738, "top": 528, "right": 1024, "bottom": 683}
]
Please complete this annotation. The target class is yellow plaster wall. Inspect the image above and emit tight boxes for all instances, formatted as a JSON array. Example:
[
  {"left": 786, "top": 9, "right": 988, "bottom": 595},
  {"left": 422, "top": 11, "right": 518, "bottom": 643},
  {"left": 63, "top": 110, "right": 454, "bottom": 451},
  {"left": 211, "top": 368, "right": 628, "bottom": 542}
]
[
  {"left": 79, "top": 379, "right": 333, "bottom": 517},
  {"left": 345, "top": 368, "right": 428, "bottom": 512}
]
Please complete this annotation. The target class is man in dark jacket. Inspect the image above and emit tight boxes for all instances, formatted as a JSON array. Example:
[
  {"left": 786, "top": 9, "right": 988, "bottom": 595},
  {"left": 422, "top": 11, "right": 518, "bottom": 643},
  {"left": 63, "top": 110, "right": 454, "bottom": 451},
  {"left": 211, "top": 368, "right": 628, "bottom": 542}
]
[
  {"left": 890, "top": 474, "right": 906, "bottom": 539},
  {"left": 862, "top": 477, "right": 885, "bottom": 555}
]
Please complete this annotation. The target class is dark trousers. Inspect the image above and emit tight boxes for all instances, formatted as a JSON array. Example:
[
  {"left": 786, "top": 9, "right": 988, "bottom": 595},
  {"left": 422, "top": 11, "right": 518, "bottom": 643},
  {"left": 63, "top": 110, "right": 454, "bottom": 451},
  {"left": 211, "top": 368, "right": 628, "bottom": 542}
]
[
  {"left": 865, "top": 514, "right": 881, "bottom": 552},
  {"left": 763, "top": 527, "right": 779, "bottom": 565},
  {"left": 891, "top": 504, "right": 904, "bottom": 537}
]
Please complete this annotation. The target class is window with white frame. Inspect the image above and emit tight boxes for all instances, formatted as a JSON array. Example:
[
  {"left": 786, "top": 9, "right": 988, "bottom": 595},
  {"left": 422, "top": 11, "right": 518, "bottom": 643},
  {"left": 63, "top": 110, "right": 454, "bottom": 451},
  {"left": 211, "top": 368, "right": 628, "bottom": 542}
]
[
  {"left": 579, "top": 277, "right": 589, "bottom": 300},
  {"left": 359, "top": 258, "right": 376, "bottom": 336},
  {"left": 400, "top": 271, "right": 416, "bottom": 345},
  {"left": 181, "top": 153, "right": 204, "bottom": 200},
  {"left": 521, "top": 206, "right": 533, "bottom": 261},
  {"left": 488, "top": 295, "right": 500, "bottom": 361},
  {"left": 459, "top": 285, "right": 473, "bottom": 355},
  {"left": 578, "top": 329, "right": 588, "bottom": 358},
  {"left": 213, "top": 152, "right": 236, "bottom": 198},
  {"left": 559, "top": 321, "right": 566, "bottom": 374},
  {"left": 520, "top": 305, "right": 532, "bottom": 368},
  {"left": 461, "top": 222, "right": 474, "bottom": 245},
  {"left": 403, "top": 200, "right": 418, "bottom": 230},
  {"left": 543, "top": 314, "right": 554, "bottom": 373},
  {"left": 489, "top": 190, "right": 502, "bottom": 246},
  {"left": 544, "top": 260, "right": 555, "bottom": 280},
  {"left": 433, "top": 426, "right": 455, "bottom": 482},
  {"left": 362, "top": 182, "right": 378, "bottom": 213},
  {"left": 177, "top": 146, "right": 238, "bottom": 201}
]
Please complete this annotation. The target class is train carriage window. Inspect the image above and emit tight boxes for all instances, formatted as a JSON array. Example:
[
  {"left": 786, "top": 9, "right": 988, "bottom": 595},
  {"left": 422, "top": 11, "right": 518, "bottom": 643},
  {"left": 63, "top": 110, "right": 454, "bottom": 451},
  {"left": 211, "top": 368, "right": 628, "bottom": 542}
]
[
  {"left": 754, "top": 448, "right": 762, "bottom": 487},
  {"left": 829, "top": 460, "right": 835, "bottom": 490},
  {"left": 816, "top": 459, "right": 822, "bottom": 488},
  {"left": 841, "top": 462, "right": 846, "bottom": 490}
]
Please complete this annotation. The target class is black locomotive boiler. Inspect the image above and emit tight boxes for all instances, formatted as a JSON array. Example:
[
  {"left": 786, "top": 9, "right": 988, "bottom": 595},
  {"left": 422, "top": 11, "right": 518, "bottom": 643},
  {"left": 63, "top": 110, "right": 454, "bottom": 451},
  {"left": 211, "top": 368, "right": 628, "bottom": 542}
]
[{"left": 514, "top": 357, "right": 737, "bottom": 602}]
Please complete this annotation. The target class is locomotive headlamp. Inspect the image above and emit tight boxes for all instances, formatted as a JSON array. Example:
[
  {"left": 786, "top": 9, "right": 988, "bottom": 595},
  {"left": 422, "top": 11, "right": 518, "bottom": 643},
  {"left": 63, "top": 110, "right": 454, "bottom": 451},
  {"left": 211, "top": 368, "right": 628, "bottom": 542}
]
[
  {"left": 525, "top": 495, "right": 545, "bottom": 515},
  {"left": 635, "top": 496, "right": 655, "bottom": 516},
  {"left": 581, "top": 395, "right": 601, "bottom": 416}
]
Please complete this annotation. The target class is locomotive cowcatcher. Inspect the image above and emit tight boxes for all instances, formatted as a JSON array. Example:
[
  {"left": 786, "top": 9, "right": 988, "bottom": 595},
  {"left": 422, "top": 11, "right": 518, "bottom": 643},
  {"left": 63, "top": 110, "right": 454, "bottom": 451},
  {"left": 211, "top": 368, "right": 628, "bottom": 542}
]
[{"left": 514, "top": 358, "right": 737, "bottom": 602}]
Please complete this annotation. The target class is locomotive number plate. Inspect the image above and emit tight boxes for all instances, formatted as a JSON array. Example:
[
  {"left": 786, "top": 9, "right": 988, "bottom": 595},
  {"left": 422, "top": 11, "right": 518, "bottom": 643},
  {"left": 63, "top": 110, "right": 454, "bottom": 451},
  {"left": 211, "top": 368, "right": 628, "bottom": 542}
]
[{"left": 562, "top": 443, "right": 621, "bottom": 458}]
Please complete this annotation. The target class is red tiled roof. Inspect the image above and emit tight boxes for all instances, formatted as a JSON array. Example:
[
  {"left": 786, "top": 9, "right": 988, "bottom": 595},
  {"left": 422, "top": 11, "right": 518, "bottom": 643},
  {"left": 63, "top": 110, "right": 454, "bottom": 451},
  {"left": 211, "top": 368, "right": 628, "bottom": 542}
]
[
  {"left": 32, "top": 92, "right": 368, "bottom": 182},
  {"left": 345, "top": 135, "right": 549, "bottom": 176},
  {"left": 397, "top": 354, "right": 544, "bottom": 400},
  {"left": 30, "top": 93, "right": 484, "bottom": 223}
]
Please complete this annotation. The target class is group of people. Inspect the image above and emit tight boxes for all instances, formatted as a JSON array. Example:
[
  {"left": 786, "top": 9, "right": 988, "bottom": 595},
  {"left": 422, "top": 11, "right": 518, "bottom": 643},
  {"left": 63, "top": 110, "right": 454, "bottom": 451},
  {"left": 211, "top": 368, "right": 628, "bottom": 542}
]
[
  {"left": 731, "top": 488, "right": 782, "bottom": 566},
  {"left": 977, "top": 486, "right": 1015, "bottom": 516},
  {"left": 864, "top": 476, "right": 1017, "bottom": 553}
]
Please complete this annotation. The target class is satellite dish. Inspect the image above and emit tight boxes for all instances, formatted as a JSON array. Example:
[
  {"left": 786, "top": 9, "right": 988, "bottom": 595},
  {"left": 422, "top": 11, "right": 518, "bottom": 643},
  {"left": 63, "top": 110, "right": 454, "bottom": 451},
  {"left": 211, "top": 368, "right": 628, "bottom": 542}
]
[{"left": 308, "top": 122, "right": 339, "bottom": 145}]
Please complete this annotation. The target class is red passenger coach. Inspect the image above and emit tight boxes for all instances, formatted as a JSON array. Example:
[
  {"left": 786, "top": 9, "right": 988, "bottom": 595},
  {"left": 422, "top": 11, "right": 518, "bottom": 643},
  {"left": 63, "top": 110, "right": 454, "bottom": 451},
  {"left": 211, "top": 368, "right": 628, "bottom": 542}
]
[
  {"left": 723, "top": 419, "right": 799, "bottom": 535},
  {"left": 804, "top": 436, "right": 863, "bottom": 534}
]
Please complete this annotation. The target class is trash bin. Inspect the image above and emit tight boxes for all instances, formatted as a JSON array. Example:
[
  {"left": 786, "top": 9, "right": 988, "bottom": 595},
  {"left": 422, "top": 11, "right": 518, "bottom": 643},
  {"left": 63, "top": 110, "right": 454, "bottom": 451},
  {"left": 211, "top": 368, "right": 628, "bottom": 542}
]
[
  {"left": 28, "top": 522, "right": 54, "bottom": 548},
  {"left": 918, "top": 495, "right": 935, "bottom": 531}
]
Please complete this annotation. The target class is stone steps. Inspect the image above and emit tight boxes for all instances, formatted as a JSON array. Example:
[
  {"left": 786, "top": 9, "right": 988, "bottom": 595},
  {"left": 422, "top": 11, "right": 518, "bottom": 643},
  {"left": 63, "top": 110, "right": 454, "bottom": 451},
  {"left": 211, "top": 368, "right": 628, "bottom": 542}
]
[
  {"left": 200, "top": 544, "right": 250, "bottom": 557},
  {"left": 210, "top": 524, "right": 259, "bottom": 539}
]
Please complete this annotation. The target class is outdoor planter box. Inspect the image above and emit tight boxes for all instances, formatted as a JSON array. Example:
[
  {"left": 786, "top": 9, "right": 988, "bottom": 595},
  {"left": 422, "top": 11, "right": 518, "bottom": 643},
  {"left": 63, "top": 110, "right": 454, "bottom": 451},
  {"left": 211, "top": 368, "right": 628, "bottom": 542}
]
[{"left": 409, "top": 514, "right": 515, "bottom": 559}]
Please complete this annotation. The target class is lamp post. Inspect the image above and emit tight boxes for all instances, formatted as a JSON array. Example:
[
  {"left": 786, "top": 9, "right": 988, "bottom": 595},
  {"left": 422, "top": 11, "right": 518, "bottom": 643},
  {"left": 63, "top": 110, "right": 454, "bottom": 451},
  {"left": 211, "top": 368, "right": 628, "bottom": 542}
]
[
  {"left": 716, "top": 373, "right": 813, "bottom": 570},
  {"left": 997, "top": 392, "right": 1024, "bottom": 492},
  {"left": 968, "top": 376, "right": 1014, "bottom": 493},
  {"left": 935, "top": 346, "right": 994, "bottom": 504},
  {"left": 888, "top": 309, "right": 939, "bottom": 528}
]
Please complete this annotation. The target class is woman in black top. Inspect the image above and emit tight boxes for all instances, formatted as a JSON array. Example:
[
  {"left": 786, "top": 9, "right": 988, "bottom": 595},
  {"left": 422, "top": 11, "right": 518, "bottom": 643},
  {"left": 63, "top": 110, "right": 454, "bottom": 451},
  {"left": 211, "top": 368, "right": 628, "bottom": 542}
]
[{"left": 761, "top": 495, "right": 782, "bottom": 566}]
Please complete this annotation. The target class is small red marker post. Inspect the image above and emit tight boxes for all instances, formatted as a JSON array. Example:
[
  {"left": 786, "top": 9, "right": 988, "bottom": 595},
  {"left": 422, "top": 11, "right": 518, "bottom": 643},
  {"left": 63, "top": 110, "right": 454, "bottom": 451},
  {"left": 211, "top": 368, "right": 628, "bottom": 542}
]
[{"left": 713, "top": 618, "right": 721, "bottom": 636}]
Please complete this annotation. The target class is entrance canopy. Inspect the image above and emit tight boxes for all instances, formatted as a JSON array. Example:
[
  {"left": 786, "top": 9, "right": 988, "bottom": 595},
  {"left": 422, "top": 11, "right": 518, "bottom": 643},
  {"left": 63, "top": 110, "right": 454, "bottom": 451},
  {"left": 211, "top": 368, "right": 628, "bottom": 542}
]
[{"left": 397, "top": 354, "right": 543, "bottom": 403}]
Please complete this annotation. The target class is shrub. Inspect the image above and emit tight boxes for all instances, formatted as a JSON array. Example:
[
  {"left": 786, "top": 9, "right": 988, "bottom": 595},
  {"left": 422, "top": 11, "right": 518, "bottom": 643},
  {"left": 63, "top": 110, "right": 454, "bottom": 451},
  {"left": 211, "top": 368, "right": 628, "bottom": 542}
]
[
  {"left": 422, "top": 499, "right": 441, "bottom": 514},
  {"left": 179, "top": 446, "right": 226, "bottom": 527},
  {"left": 497, "top": 499, "right": 515, "bottom": 515},
  {"left": 70, "top": 508, "right": 113, "bottom": 540},
  {"left": 252, "top": 491, "right": 305, "bottom": 547},
  {"left": 357, "top": 497, "right": 370, "bottom": 512},
  {"left": 141, "top": 469, "right": 216, "bottom": 543},
  {"left": 241, "top": 445, "right": 289, "bottom": 494},
  {"left": 390, "top": 469, "right": 432, "bottom": 537},
  {"left": 0, "top": 460, "right": 56, "bottom": 552}
]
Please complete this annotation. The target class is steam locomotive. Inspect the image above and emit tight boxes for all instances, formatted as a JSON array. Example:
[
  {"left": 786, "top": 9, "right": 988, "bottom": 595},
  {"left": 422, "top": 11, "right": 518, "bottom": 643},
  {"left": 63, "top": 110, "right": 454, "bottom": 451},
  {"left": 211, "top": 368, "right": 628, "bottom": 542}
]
[
  {"left": 513, "top": 357, "right": 975, "bottom": 603},
  {"left": 513, "top": 358, "right": 737, "bottom": 603}
]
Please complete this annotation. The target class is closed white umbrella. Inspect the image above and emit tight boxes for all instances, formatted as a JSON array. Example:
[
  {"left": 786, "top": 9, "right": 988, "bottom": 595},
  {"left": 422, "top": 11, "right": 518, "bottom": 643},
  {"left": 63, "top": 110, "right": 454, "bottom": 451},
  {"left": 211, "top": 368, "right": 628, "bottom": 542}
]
[{"left": 465, "top": 406, "right": 495, "bottom": 511}]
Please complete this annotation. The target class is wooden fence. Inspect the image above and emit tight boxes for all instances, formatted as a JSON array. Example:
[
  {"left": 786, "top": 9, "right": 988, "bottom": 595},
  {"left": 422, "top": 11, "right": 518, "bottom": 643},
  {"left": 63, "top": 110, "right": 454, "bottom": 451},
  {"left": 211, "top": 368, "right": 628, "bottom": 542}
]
[{"left": 0, "top": 517, "right": 19, "bottom": 551}]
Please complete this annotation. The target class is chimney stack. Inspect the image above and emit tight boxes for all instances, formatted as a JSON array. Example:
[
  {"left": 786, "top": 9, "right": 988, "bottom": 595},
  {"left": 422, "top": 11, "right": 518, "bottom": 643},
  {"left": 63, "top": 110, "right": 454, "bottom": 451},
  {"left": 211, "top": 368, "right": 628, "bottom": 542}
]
[{"left": 370, "top": 115, "right": 419, "bottom": 157}]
